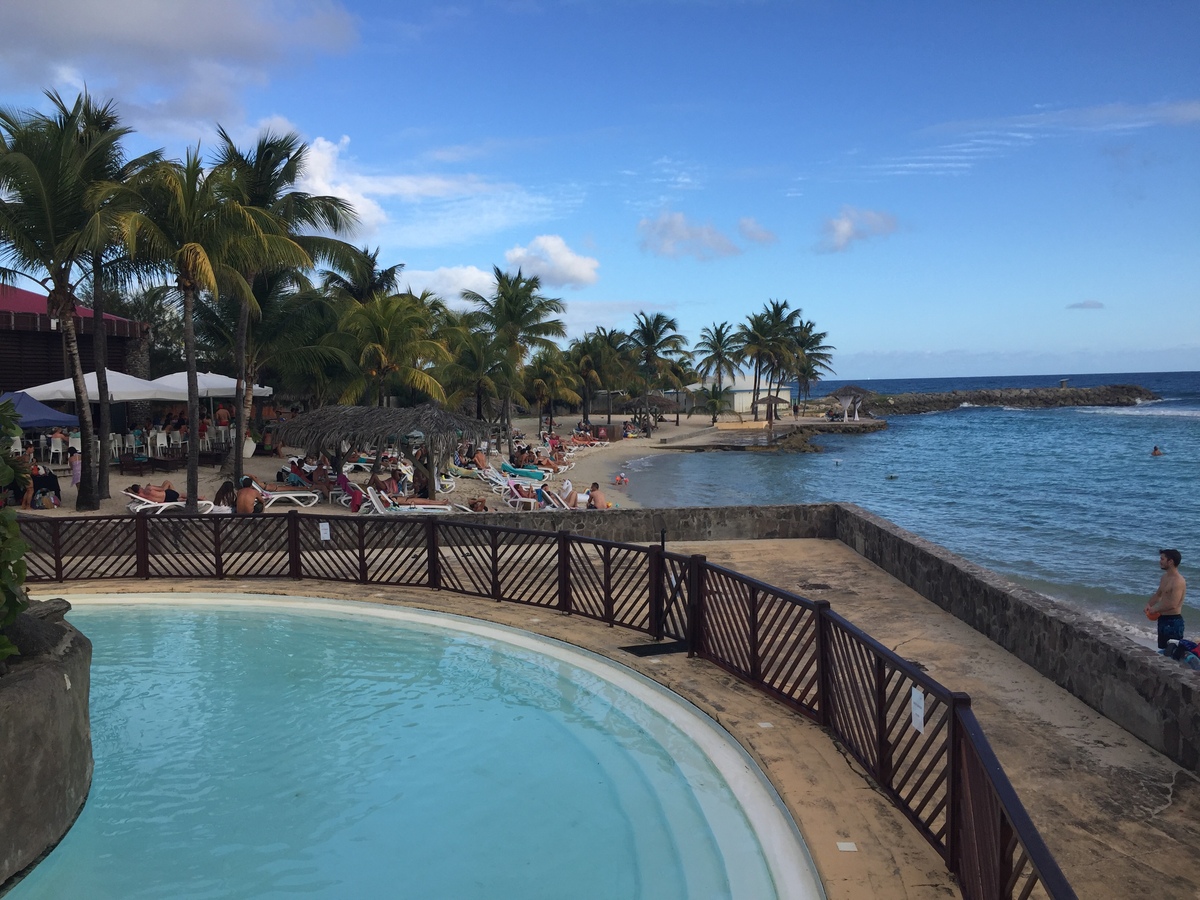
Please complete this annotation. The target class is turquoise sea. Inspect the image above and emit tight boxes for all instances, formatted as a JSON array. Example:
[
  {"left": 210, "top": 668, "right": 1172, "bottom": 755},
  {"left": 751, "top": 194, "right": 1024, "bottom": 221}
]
[{"left": 621, "top": 371, "right": 1199, "bottom": 646}]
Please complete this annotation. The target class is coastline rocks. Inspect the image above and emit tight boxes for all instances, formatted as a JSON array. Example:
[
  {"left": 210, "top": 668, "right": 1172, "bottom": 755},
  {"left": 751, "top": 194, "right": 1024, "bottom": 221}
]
[{"left": 831, "top": 384, "right": 1159, "bottom": 417}]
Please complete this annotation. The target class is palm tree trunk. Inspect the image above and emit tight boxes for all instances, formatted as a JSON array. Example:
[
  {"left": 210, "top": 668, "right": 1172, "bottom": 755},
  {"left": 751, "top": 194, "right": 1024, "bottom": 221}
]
[
  {"left": 181, "top": 283, "right": 201, "bottom": 512},
  {"left": 227, "top": 297, "right": 251, "bottom": 485},
  {"left": 91, "top": 253, "right": 112, "bottom": 500},
  {"left": 50, "top": 284, "right": 98, "bottom": 510}
]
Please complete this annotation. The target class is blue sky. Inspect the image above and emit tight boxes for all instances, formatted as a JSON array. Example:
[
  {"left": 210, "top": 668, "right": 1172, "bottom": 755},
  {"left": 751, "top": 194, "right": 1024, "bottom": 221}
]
[{"left": 3, "top": 0, "right": 1197, "bottom": 378}]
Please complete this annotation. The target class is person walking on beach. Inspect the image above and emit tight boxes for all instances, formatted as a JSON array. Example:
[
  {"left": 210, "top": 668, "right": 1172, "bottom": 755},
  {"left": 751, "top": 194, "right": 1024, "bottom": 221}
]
[{"left": 1145, "top": 549, "right": 1186, "bottom": 650}]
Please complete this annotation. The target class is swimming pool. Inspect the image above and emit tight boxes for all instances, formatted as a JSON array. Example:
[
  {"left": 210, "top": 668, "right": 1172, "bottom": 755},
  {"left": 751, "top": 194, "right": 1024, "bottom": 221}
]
[{"left": 10, "top": 595, "right": 822, "bottom": 899}]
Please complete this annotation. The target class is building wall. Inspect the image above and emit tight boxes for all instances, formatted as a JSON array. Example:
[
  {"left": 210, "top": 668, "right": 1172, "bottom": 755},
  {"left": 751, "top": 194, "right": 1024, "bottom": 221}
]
[{"left": 0, "top": 331, "right": 131, "bottom": 394}]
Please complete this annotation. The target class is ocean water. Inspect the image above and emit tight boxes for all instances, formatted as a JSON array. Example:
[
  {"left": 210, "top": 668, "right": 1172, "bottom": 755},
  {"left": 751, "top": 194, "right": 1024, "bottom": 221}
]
[{"left": 623, "top": 371, "right": 1199, "bottom": 644}]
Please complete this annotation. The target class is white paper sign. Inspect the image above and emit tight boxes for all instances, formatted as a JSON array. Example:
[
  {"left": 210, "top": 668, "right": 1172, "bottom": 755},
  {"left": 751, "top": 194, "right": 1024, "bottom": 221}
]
[
  {"left": 318, "top": 522, "right": 331, "bottom": 542},
  {"left": 911, "top": 687, "right": 925, "bottom": 734}
]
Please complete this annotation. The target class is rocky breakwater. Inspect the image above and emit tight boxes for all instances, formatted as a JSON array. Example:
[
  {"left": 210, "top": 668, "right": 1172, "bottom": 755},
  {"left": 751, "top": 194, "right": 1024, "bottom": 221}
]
[
  {"left": 0, "top": 596, "right": 93, "bottom": 888},
  {"left": 855, "top": 384, "right": 1159, "bottom": 416}
]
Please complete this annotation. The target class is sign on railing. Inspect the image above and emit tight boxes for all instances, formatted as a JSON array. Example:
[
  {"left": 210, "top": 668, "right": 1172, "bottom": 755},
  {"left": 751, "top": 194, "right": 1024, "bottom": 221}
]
[{"left": 16, "top": 511, "right": 1075, "bottom": 900}]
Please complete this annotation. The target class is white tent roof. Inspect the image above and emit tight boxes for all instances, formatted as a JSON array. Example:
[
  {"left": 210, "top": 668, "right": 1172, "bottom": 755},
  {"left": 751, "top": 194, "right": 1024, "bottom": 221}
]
[
  {"left": 151, "top": 371, "right": 273, "bottom": 398},
  {"left": 22, "top": 369, "right": 189, "bottom": 402}
]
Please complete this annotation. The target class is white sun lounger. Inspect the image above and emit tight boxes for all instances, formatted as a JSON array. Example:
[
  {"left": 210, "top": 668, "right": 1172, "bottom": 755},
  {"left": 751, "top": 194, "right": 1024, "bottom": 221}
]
[
  {"left": 257, "top": 487, "right": 321, "bottom": 509},
  {"left": 123, "top": 490, "right": 214, "bottom": 515},
  {"left": 366, "top": 487, "right": 455, "bottom": 514}
]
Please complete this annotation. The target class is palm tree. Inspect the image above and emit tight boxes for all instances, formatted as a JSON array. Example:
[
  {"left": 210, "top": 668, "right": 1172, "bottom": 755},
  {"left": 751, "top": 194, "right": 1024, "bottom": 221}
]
[
  {"left": 113, "top": 149, "right": 310, "bottom": 510},
  {"left": 794, "top": 319, "right": 835, "bottom": 412},
  {"left": 322, "top": 245, "right": 403, "bottom": 304},
  {"left": 213, "top": 127, "right": 358, "bottom": 483},
  {"left": 438, "top": 310, "right": 508, "bottom": 421},
  {"left": 693, "top": 321, "right": 744, "bottom": 395},
  {"left": 0, "top": 92, "right": 138, "bottom": 509},
  {"left": 54, "top": 91, "right": 162, "bottom": 500},
  {"left": 524, "top": 348, "right": 581, "bottom": 429},
  {"left": 337, "top": 291, "right": 448, "bottom": 406},
  {"left": 688, "top": 384, "right": 740, "bottom": 425},
  {"left": 463, "top": 267, "right": 564, "bottom": 452},
  {"left": 627, "top": 311, "right": 687, "bottom": 437}
]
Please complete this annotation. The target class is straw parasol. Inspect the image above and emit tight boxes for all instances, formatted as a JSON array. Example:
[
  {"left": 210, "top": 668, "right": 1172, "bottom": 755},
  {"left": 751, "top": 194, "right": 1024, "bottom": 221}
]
[{"left": 276, "top": 404, "right": 489, "bottom": 499}]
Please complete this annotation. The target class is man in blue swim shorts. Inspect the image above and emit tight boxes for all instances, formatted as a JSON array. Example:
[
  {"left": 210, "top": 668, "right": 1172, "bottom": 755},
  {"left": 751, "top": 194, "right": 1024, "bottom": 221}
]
[{"left": 1145, "top": 548, "right": 1187, "bottom": 650}]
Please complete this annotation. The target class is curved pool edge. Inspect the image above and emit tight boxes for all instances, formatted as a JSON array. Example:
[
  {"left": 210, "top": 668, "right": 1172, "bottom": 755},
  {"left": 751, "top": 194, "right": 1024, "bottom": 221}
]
[{"left": 63, "top": 591, "right": 827, "bottom": 900}]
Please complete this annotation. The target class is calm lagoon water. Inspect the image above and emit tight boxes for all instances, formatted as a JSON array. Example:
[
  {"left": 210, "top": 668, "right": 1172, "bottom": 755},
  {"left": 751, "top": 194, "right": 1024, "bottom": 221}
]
[
  {"left": 11, "top": 601, "right": 814, "bottom": 900},
  {"left": 623, "top": 371, "right": 1199, "bottom": 641}
]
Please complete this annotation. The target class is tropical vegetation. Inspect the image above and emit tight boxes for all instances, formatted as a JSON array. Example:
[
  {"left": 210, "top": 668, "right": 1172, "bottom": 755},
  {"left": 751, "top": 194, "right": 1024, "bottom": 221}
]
[{"left": 0, "top": 89, "right": 836, "bottom": 512}]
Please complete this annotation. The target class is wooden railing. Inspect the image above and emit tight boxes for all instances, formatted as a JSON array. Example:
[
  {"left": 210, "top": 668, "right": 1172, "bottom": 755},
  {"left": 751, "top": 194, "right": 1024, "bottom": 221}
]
[{"left": 17, "top": 511, "right": 1075, "bottom": 900}]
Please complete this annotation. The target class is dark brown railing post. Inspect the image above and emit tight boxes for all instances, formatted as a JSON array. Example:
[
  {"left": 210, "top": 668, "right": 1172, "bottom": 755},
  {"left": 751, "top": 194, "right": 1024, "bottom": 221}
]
[
  {"left": 557, "top": 530, "right": 572, "bottom": 615},
  {"left": 946, "top": 691, "right": 970, "bottom": 873},
  {"left": 51, "top": 519, "right": 63, "bottom": 582},
  {"left": 287, "top": 510, "right": 301, "bottom": 579},
  {"left": 815, "top": 600, "right": 832, "bottom": 727},
  {"left": 686, "top": 554, "right": 706, "bottom": 658},
  {"left": 135, "top": 513, "right": 149, "bottom": 579},
  {"left": 602, "top": 545, "right": 614, "bottom": 625},
  {"left": 647, "top": 545, "right": 664, "bottom": 639},
  {"left": 426, "top": 519, "right": 441, "bottom": 590},
  {"left": 874, "top": 655, "right": 890, "bottom": 786}
]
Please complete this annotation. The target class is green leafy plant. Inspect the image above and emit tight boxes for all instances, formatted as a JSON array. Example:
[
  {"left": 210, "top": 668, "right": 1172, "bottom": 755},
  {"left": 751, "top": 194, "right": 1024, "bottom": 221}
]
[{"left": 0, "top": 399, "right": 30, "bottom": 661}]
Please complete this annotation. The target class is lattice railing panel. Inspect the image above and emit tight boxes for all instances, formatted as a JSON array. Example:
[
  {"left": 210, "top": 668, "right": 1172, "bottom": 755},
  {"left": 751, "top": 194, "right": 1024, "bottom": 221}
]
[
  {"left": 147, "top": 519, "right": 218, "bottom": 578},
  {"left": 825, "top": 619, "right": 881, "bottom": 773},
  {"left": 757, "top": 590, "right": 821, "bottom": 717},
  {"left": 883, "top": 664, "right": 952, "bottom": 851},
  {"left": 18, "top": 520, "right": 57, "bottom": 581},
  {"left": 297, "top": 517, "right": 361, "bottom": 582},
  {"left": 660, "top": 553, "right": 691, "bottom": 641},
  {"left": 363, "top": 520, "right": 426, "bottom": 585},
  {"left": 59, "top": 518, "right": 138, "bottom": 580},
  {"left": 218, "top": 516, "right": 290, "bottom": 578},
  {"left": 437, "top": 524, "right": 495, "bottom": 597},
  {"left": 607, "top": 545, "right": 650, "bottom": 632},
  {"left": 495, "top": 530, "right": 558, "bottom": 607},
  {"left": 566, "top": 539, "right": 608, "bottom": 621},
  {"left": 699, "top": 567, "right": 753, "bottom": 677}
]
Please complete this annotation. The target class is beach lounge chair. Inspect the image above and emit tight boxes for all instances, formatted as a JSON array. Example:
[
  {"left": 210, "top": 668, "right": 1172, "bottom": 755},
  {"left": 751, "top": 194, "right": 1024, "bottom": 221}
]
[
  {"left": 365, "top": 487, "right": 453, "bottom": 514},
  {"left": 257, "top": 487, "right": 321, "bottom": 509},
  {"left": 122, "top": 490, "right": 214, "bottom": 515},
  {"left": 500, "top": 461, "right": 548, "bottom": 481},
  {"left": 503, "top": 480, "right": 541, "bottom": 511}
]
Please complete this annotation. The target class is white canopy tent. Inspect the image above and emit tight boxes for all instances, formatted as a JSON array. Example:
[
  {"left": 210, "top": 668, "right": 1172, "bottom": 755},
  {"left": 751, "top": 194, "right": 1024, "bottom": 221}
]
[
  {"left": 150, "top": 372, "right": 273, "bottom": 398},
  {"left": 22, "top": 369, "right": 188, "bottom": 403}
]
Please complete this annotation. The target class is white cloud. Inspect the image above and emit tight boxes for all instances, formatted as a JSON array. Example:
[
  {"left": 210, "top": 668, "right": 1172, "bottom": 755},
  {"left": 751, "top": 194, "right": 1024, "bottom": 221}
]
[
  {"left": 638, "top": 211, "right": 741, "bottom": 260},
  {"left": 401, "top": 266, "right": 496, "bottom": 305},
  {"left": 0, "top": 0, "right": 357, "bottom": 137},
  {"left": 505, "top": 236, "right": 599, "bottom": 288},
  {"left": 1067, "top": 300, "right": 1105, "bottom": 310},
  {"left": 738, "top": 217, "right": 777, "bottom": 245},
  {"left": 297, "top": 136, "right": 563, "bottom": 247},
  {"left": 818, "top": 206, "right": 898, "bottom": 253}
]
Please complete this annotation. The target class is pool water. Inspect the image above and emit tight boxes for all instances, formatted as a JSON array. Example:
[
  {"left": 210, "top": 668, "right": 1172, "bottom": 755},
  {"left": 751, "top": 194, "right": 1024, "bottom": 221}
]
[{"left": 11, "top": 596, "right": 819, "bottom": 900}]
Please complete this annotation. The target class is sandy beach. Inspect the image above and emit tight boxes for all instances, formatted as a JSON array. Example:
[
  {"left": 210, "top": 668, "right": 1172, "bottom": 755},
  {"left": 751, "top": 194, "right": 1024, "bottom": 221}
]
[{"left": 17, "top": 414, "right": 741, "bottom": 517}]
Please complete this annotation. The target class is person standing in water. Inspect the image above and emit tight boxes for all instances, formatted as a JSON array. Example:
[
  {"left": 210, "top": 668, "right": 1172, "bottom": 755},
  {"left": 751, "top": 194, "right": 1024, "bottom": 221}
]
[{"left": 1145, "top": 549, "right": 1186, "bottom": 651}]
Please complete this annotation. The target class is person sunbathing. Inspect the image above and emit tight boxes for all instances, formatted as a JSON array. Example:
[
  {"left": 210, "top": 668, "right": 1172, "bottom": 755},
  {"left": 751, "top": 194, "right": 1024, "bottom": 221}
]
[
  {"left": 128, "top": 481, "right": 190, "bottom": 504},
  {"left": 378, "top": 490, "right": 450, "bottom": 509},
  {"left": 369, "top": 469, "right": 404, "bottom": 495}
]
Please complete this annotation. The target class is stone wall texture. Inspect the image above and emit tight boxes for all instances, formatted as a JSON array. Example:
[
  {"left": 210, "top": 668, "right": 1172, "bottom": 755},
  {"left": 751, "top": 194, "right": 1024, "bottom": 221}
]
[
  {"left": 0, "top": 624, "right": 93, "bottom": 889},
  {"left": 831, "top": 503, "right": 1200, "bottom": 772}
]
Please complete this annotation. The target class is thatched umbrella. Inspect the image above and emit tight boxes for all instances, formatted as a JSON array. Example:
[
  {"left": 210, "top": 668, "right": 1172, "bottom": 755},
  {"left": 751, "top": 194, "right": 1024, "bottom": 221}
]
[
  {"left": 276, "top": 404, "right": 488, "bottom": 499},
  {"left": 752, "top": 393, "right": 791, "bottom": 424}
]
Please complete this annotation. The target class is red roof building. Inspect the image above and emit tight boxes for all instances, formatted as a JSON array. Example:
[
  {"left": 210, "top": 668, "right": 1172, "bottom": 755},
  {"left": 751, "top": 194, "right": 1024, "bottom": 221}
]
[{"left": 0, "top": 283, "right": 148, "bottom": 393}]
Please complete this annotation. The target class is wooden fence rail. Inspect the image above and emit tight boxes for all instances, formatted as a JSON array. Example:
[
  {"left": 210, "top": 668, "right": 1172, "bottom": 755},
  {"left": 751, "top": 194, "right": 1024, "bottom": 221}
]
[{"left": 16, "top": 510, "right": 1075, "bottom": 900}]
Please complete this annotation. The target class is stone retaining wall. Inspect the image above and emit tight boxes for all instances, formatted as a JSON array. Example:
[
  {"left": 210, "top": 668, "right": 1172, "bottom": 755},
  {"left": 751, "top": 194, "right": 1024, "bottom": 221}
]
[
  {"left": 0, "top": 622, "right": 93, "bottom": 889},
  {"left": 831, "top": 503, "right": 1200, "bottom": 772}
]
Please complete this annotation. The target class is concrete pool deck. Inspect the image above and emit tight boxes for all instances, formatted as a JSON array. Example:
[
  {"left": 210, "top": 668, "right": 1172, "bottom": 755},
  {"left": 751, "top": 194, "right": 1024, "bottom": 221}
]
[{"left": 34, "top": 537, "right": 1200, "bottom": 899}]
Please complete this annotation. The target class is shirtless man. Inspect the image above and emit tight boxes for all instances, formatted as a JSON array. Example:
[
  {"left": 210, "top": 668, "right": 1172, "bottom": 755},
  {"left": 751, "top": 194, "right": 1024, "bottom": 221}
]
[
  {"left": 236, "top": 476, "right": 264, "bottom": 514},
  {"left": 1145, "top": 548, "right": 1187, "bottom": 650},
  {"left": 587, "top": 482, "right": 608, "bottom": 509}
]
